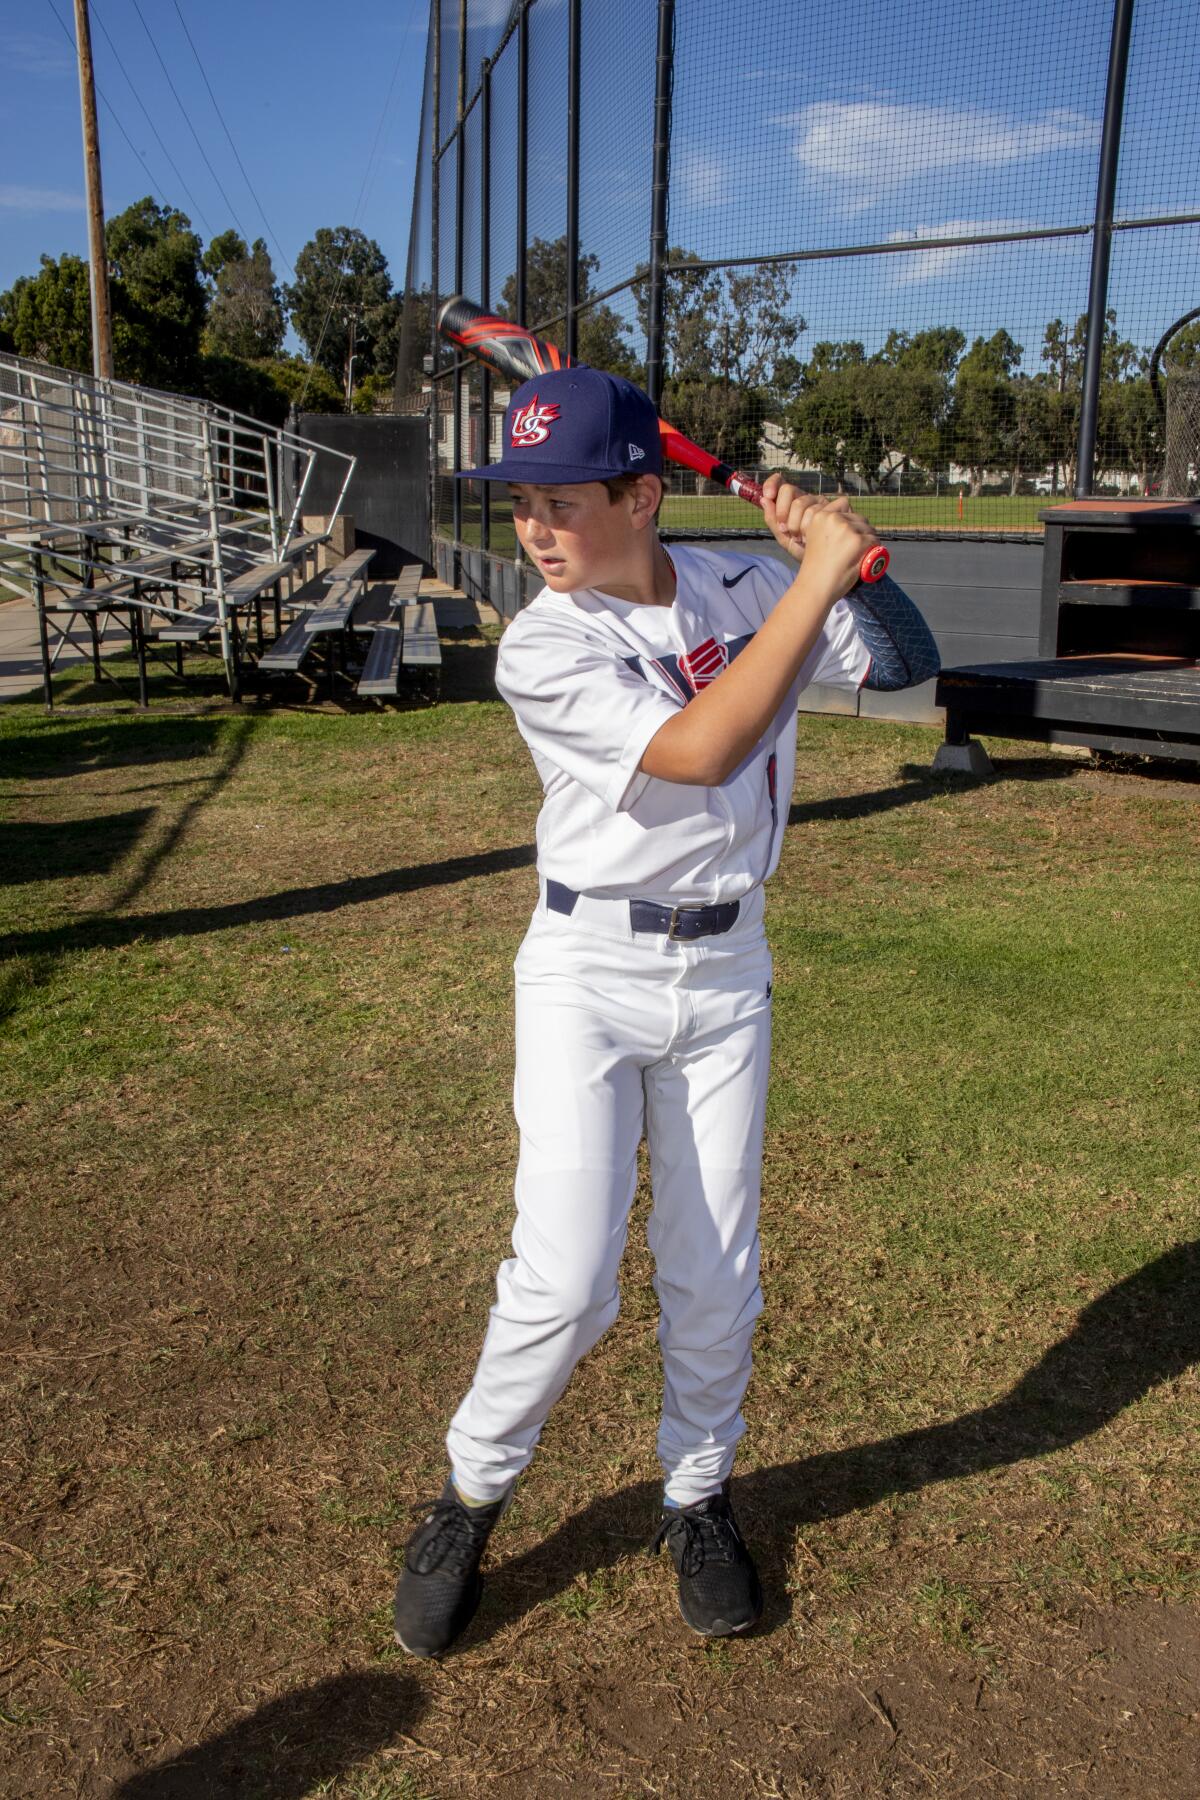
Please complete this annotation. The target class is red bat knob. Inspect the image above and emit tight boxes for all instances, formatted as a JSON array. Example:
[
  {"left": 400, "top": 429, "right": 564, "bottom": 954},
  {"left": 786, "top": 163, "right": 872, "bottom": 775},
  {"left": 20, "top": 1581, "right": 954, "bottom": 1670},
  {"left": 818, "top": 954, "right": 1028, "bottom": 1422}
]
[{"left": 859, "top": 546, "right": 890, "bottom": 583}]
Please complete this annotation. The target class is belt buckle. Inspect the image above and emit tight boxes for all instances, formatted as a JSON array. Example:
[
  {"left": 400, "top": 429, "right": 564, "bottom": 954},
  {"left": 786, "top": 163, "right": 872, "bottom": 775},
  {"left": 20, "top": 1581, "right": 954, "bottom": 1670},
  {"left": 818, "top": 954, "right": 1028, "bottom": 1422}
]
[{"left": 665, "top": 907, "right": 694, "bottom": 950}]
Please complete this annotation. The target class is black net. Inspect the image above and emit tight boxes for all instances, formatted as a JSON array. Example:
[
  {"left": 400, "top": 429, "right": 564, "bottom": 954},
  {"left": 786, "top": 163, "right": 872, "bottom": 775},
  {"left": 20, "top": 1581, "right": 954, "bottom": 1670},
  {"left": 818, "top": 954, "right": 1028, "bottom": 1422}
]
[{"left": 403, "top": 0, "right": 1200, "bottom": 560}]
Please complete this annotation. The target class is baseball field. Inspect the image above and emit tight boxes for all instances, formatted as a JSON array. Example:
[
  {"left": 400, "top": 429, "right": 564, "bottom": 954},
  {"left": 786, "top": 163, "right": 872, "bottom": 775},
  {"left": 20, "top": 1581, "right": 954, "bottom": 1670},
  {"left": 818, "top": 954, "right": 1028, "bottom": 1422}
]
[
  {"left": 2, "top": 640, "right": 1198, "bottom": 1798},
  {"left": 456, "top": 493, "right": 1054, "bottom": 557}
]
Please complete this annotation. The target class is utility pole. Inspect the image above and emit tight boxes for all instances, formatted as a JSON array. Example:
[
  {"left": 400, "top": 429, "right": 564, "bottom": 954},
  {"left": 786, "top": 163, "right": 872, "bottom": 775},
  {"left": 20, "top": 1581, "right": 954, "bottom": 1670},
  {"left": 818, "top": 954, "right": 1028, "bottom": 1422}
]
[{"left": 73, "top": 0, "right": 114, "bottom": 379}]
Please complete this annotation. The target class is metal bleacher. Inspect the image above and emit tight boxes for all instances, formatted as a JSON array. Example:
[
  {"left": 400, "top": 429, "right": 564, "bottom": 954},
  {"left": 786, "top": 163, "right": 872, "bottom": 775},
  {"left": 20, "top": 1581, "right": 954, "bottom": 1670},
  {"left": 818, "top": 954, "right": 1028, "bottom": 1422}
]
[{"left": 0, "top": 350, "right": 356, "bottom": 705}]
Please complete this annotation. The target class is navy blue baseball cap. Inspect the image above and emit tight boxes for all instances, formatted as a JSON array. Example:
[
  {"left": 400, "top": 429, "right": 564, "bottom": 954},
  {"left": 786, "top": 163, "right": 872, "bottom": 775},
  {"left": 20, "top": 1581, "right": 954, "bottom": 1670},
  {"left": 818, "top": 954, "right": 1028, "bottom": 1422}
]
[{"left": 456, "top": 365, "right": 663, "bottom": 484}]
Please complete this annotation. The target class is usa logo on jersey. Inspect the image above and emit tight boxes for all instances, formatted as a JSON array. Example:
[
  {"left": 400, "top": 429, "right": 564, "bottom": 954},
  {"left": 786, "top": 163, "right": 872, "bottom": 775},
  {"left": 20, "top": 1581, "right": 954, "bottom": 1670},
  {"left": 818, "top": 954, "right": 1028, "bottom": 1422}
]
[
  {"left": 678, "top": 636, "right": 728, "bottom": 692},
  {"left": 510, "top": 394, "right": 561, "bottom": 446}
]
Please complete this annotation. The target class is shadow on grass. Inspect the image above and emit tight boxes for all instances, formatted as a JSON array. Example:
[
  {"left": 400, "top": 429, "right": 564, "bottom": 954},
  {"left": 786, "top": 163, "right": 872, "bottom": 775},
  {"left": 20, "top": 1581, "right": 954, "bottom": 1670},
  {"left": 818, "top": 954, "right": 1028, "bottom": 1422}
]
[
  {"left": 0, "top": 841, "right": 538, "bottom": 966},
  {"left": 0, "top": 713, "right": 245, "bottom": 779},
  {"left": 0, "top": 808, "right": 155, "bottom": 884},
  {"left": 788, "top": 750, "right": 1085, "bottom": 829},
  {"left": 472, "top": 1236, "right": 1200, "bottom": 1640},
  {"left": 0, "top": 718, "right": 258, "bottom": 1021},
  {"left": 0, "top": 752, "right": 1086, "bottom": 965},
  {"left": 110, "top": 1669, "right": 426, "bottom": 1799}
]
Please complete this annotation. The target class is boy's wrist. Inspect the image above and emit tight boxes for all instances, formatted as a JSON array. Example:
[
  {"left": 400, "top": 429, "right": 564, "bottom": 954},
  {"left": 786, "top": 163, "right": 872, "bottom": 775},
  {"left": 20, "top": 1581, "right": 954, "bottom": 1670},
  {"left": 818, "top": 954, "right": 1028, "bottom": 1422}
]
[{"left": 784, "top": 563, "right": 843, "bottom": 622}]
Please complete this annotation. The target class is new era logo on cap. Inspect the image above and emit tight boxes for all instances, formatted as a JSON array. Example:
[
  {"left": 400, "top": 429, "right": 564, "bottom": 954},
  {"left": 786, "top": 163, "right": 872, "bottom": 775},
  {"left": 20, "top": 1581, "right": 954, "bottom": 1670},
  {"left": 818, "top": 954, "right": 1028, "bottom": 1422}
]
[{"left": 629, "top": 442, "right": 645, "bottom": 461}]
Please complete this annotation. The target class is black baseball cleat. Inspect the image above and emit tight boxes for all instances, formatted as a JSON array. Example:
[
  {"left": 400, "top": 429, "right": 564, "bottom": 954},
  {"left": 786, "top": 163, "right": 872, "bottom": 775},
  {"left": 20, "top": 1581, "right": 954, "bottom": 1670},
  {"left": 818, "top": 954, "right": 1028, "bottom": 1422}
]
[
  {"left": 649, "top": 1481, "right": 763, "bottom": 1638},
  {"left": 393, "top": 1478, "right": 511, "bottom": 1658}
]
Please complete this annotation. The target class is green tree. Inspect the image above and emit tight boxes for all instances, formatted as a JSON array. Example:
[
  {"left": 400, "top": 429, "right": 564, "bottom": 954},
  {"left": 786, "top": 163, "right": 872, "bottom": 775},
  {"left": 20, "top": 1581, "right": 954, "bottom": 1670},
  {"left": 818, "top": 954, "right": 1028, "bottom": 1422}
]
[
  {"left": 203, "top": 235, "right": 285, "bottom": 360},
  {"left": 784, "top": 328, "right": 961, "bottom": 492},
  {"left": 1005, "top": 378, "right": 1053, "bottom": 494},
  {"left": 785, "top": 351, "right": 894, "bottom": 491},
  {"left": 1039, "top": 309, "right": 1142, "bottom": 492},
  {"left": 0, "top": 253, "right": 94, "bottom": 371},
  {"left": 660, "top": 375, "right": 762, "bottom": 471},
  {"left": 950, "top": 331, "right": 1022, "bottom": 495},
  {"left": 878, "top": 327, "right": 964, "bottom": 481},
  {"left": 633, "top": 248, "right": 722, "bottom": 382},
  {"left": 351, "top": 369, "right": 397, "bottom": 414},
  {"left": 106, "top": 196, "right": 206, "bottom": 388},
  {"left": 631, "top": 251, "right": 808, "bottom": 476},
  {"left": 201, "top": 228, "right": 248, "bottom": 284},
  {"left": 254, "top": 355, "right": 345, "bottom": 414},
  {"left": 879, "top": 326, "right": 966, "bottom": 377},
  {"left": 1164, "top": 317, "right": 1200, "bottom": 369},
  {"left": 1100, "top": 377, "right": 1160, "bottom": 492},
  {"left": 499, "top": 236, "right": 640, "bottom": 380},
  {"left": 285, "top": 227, "right": 401, "bottom": 401}
]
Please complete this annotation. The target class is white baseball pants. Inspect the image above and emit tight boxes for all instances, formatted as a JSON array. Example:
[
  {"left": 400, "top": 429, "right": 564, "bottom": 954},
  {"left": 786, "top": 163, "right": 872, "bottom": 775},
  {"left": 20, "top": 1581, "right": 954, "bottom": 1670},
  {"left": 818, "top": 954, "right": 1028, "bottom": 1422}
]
[{"left": 446, "top": 888, "right": 772, "bottom": 1507}]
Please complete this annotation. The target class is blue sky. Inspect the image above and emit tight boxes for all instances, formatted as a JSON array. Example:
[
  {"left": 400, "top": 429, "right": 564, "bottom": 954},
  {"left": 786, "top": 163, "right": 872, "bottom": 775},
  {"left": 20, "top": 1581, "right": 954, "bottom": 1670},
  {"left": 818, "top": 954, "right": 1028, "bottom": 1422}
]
[
  {"left": 3, "top": 0, "right": 1198, "bottom": 373},
  {"left": 0, "top": 0, "right": 429, "bottom": 323}
]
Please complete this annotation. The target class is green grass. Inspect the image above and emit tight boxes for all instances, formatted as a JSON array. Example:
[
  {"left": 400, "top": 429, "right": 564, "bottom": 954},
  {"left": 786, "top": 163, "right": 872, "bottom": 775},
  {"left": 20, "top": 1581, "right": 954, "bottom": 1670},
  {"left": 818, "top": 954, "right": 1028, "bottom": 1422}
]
[
  {"left": 455, "top": 491, "right": 1054, "bottom": 551},
  {"left": 2, "top": 665, "right": 1199, "bottom": 1797}
]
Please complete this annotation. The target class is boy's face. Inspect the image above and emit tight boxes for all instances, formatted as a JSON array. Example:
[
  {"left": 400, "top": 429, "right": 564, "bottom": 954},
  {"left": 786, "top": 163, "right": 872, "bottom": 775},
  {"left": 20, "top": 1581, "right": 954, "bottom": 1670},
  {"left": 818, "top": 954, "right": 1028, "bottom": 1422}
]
[{"left": 508, "top": 480, "right": 654, "bottom": 594}]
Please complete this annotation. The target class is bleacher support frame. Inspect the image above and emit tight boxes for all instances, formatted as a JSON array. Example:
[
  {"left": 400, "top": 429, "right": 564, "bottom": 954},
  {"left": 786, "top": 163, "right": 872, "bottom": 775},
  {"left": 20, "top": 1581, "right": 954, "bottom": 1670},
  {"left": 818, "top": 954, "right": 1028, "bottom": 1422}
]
[{"left": 0, "top": 351, "right": 356, "bottom": 701}]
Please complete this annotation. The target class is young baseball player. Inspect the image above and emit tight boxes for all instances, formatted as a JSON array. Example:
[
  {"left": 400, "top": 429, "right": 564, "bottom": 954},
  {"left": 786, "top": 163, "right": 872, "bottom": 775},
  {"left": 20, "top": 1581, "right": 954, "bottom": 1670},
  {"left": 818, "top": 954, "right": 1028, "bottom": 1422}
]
[{"left": 394, "top": 366, "right": 939, "bottom": 1656}]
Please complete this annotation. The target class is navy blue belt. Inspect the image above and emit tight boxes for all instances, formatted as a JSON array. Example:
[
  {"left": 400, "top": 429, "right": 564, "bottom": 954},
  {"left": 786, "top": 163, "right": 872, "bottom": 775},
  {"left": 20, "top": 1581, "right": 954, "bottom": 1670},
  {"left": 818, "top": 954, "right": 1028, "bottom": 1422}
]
[{"left": 545, "top": 879, "right": 740, "bottom": 941}]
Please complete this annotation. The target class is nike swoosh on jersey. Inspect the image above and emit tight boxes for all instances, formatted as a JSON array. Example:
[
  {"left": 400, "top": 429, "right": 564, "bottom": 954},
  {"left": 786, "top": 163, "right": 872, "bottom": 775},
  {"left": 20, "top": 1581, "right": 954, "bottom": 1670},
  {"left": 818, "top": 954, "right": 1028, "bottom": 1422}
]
[{"left": 721, "top": 567, "right": 754, "bottom": 589}]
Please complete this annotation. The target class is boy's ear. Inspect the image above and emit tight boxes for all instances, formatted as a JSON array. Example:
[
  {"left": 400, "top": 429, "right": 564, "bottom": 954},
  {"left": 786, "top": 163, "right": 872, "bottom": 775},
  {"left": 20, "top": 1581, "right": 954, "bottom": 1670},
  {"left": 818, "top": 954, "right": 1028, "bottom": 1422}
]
[{"left": 630, "top": 474, "right": 663, "bottom": 529}]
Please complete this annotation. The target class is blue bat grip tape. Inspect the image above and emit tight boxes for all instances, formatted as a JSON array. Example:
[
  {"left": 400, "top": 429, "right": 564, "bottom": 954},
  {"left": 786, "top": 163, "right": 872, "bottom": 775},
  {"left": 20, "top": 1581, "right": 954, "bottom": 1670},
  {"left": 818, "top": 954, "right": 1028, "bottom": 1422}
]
[{"left": 844, "top": 574, "right": 941, "bottom": 691}]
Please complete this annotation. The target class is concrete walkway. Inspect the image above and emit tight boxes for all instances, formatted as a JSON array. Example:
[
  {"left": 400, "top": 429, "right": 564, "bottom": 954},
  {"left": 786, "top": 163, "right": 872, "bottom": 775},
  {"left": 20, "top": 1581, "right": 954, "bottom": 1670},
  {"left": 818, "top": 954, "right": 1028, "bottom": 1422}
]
[{"left": 0, "top": 596, "right": 136, "bottom": 703}]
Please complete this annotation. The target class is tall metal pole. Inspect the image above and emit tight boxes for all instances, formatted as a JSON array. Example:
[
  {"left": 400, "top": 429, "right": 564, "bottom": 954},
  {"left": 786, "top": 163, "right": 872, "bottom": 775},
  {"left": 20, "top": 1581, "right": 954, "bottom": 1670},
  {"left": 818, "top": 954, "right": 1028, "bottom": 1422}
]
[
  {"left": 565, "top": 0, "right": 581, "bottom": 360},
  {"left": 452, "top": 0, "right": 466, "bottom": 557},
  {"left": 646, "top": 0, "right": 676, "bottom": 409},
  {"left": 73, "top": 0, "right": 114, "bottom": 380},
  {"left": 516, "top": 4, "right": 528, "bottom": 327},
  {"left": 514, "top": 3, "right": 528, "bottom": 579},
  {"left": 480, "top": 60, "right": 492, "bottom": 564},
  {"left": 429, "top": 0, "right": 441, "bottom": 571},
  {"left": 1075, "top": 0, "right": 1135, "bottom": 497}
]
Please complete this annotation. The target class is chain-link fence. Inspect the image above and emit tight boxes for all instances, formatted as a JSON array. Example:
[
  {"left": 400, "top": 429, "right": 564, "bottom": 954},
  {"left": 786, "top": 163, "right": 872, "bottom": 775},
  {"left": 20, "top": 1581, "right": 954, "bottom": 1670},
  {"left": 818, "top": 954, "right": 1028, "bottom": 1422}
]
[{"left": 399, "top": 0, "right": 1200, "bottom": 581}]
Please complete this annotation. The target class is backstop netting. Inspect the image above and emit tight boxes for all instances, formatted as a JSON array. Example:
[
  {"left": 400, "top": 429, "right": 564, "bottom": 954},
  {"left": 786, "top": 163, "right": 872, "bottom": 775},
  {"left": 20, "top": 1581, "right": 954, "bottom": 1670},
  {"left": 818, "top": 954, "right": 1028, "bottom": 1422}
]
[{"left": 399, "top": 0, "right": 1200, "bottom": 573}]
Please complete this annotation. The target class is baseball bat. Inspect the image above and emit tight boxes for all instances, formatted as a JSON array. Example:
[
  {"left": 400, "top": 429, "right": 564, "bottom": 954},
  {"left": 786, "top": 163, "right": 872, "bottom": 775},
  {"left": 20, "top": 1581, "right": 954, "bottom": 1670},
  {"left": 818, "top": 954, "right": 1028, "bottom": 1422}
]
[{"left": 437, "top": 294, "right": 890, "bottom": 585}]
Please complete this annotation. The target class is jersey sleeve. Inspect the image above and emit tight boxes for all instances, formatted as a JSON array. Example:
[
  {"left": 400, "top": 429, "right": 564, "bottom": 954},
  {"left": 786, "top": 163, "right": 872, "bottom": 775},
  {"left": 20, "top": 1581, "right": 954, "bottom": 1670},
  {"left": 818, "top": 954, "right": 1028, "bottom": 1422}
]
[
  {"left": 714, "top": 552, "right": 871, "bottom": 691},
  {"left": 496, "top": 610, "right": 681, "bottom": 812},
  {"left": 797, "top": 595, "right": 873, "bottom": 690}
]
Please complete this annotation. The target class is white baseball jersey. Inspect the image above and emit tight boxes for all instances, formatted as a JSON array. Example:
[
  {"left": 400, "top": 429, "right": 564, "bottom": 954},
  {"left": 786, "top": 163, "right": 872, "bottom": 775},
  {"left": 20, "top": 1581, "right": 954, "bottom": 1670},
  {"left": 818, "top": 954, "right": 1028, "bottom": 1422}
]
[{"left": 495, "top": 544, "right": 871, "bottom": 905}]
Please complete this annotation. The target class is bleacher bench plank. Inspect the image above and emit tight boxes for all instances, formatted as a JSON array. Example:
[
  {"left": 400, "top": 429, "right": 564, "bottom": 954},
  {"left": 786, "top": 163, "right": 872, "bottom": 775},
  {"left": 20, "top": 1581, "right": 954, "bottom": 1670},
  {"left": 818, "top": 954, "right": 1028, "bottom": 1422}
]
[
  {"left": 356, "top": 622, "right": 404, "bottom": 696},
  {"left": 258, "top": 615, "right": 316, "bottom": 673},
  {"left": 303, "top": 580, "right": 357, "bottom": 635},
  {"left": 52, "top": 535, "right": 213, "bottom": 608},
  {"left": 223, "top": 560, "right": 295, "bottom": 601},
  {"left": 323, "top": 548, "right": 375, "bottom": 586},
  {"left": 351, "top": 581, "right": 401, "bottom": 630},
  {"left": 282, "top": 531, "right": 330, "bottom": 562},
  {"left": 400, "top": 601, "right": 441, "bottom": 668},
  {"left": 155, "top": 601, "right": 222, "bottom": 642},
  {"left": 392, "top": 563, "right": 423, "bottom": 602}
]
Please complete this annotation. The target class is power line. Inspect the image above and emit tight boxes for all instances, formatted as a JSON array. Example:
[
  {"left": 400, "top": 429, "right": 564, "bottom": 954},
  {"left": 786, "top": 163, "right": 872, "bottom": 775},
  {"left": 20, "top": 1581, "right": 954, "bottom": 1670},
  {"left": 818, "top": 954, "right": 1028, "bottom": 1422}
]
[
  {"left": 43, "top": 0, "right": 170, "bottom": 209},
  {"left": 170, "top": 0, "right": 294, "bottom": 279},
  {"left": 126, "top": 0, "right": 251, "bottom": 243},
  {"left": 89, "top": 0, "right": 214, "bottom": 235}
]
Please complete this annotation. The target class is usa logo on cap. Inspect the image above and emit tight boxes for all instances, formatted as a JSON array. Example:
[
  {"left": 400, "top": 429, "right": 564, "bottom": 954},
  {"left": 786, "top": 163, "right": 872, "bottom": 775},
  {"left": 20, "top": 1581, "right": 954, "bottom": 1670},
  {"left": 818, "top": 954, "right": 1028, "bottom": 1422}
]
[{"left": 510, "top": 394, "right": 561, "bottom": 447}]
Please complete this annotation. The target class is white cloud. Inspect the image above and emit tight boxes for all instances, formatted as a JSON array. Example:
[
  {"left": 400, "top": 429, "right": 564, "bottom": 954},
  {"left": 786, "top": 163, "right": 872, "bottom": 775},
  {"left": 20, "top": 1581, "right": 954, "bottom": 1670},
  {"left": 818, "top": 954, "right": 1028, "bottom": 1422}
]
[
  {"left": 885, "top": 217, "right": 1035, "bottom": 284},
  {"left": 778, "top": 100, "right": 1100, "bottom": 211},
  {"left": 0, "top": 33, "right": 73, "bottom": 77},
  {"left": 0, "top": 185, "right": 84, "bottom": 213},
  {"left": 676, "top": 148, "right": 727, "bottom": 209}
]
